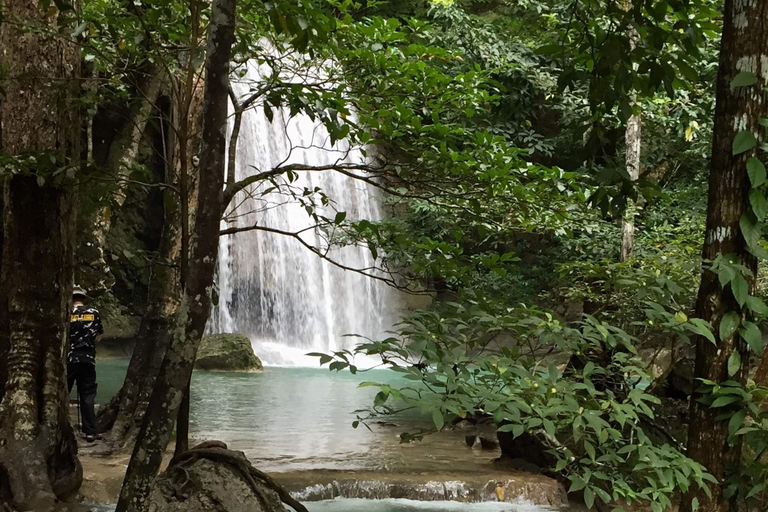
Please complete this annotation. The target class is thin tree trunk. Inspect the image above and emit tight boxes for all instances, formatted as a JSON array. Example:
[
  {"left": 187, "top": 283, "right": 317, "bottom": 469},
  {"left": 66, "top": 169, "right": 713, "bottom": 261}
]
[
  {"left": 619, "top": 107, "right": 641, "bottom": 261},
  {"left": 173, "top": 0, "right": 202, "bottom": 455},
  {"left": 619, "top": 15, "right": 641, "bottom": 262},
  {"left": 680, "top": 1, "right": 768, "bottom": 510},
  {"left": 115, "top": 0, "right": 236, "bottom": 507},
  {"left": 0, "top": 0, "right": 82, "bottom": 506}
]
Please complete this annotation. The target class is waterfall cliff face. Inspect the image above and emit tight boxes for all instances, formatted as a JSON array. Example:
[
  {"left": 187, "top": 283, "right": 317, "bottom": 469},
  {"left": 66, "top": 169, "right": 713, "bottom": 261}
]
[{"left": 209, "top": 64, "right": 398, "bottom": 366}]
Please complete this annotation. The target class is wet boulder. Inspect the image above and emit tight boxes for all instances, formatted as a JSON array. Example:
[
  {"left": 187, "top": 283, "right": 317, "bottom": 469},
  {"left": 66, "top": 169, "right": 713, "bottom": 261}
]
[
  {"left": 149, "top": 443, "right": 302, "bottom": 512},
  {"left": 195, "top": 334, "right": 263, "bottom": 372}
]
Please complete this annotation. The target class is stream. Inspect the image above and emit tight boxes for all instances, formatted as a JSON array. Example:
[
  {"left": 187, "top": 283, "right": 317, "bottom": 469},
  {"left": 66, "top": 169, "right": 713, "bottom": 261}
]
[{"left": 84, "top": 360, "right": 583, "bottom": 511}]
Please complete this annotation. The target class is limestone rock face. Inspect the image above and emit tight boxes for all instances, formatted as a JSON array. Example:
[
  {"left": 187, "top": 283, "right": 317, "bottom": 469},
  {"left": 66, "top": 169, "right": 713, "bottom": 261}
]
[
  {"left": 148, "top": 452, "right": 284, "bottom": 512},
  {"left": 195, "top": 333, "right": 263, "bottom": 372}
]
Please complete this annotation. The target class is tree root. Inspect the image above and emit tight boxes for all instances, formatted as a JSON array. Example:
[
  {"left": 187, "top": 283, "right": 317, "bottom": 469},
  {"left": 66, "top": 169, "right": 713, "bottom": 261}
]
[{"left": 169, "top": 442, "right": 309, "bottom": 512}]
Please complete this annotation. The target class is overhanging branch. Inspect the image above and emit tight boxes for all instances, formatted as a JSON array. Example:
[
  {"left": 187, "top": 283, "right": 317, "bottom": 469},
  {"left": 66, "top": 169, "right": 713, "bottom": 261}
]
[{"left": 218, "top": 223, "right": 428, "bottom": 294}]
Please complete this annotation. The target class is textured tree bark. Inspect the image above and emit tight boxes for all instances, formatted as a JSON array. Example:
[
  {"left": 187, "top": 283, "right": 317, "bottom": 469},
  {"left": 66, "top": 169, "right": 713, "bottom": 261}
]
[
  {"left": 754, "top": 350, "right": 768, "bottom": 388},
  {"left": 100, "top": 162, "right": 183, "bottom": 443},
  {"left": 0, "top": 0, "right": 82, "bottom": 505},
  {"left": 98, "top": 81, "right": 204, "bottom": 447},
  {"left": 115, "top": 0, "right": 236, "bottom": 507},
  {"left": 619, "top": 16, "right": 641, "bottom": 263},
  {"left": 680, "top": 1, "right": 768, "bottom": 511},
  {"left": 619, "top": 108, "right": 641, "bottom": 261}
]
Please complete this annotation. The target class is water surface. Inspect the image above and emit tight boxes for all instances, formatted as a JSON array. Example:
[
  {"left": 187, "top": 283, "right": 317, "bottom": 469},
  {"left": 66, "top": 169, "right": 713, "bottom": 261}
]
[{"left": 91, "top": 360, "right": 495, "bottom": 473}]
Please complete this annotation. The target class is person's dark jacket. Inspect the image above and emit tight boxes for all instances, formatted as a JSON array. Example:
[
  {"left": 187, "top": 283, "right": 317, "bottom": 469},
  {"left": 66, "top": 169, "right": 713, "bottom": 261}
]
[{"left": 68, "top": 304, "right": 103, "bottom": 365}]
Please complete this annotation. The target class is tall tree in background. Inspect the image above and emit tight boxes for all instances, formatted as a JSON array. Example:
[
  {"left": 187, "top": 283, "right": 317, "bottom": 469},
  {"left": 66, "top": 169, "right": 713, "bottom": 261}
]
[
  {"left": 682, "top": 0, "right": 768, "bottom": 510},
  {"left": 0, "top": 0, "right": 83, "bottom": 507},
  {"left": 115, "top": 0, "right": 236, "bottom": 507},
  {"left": 619, "top": 2, "right": 641, "bottom": 262}
]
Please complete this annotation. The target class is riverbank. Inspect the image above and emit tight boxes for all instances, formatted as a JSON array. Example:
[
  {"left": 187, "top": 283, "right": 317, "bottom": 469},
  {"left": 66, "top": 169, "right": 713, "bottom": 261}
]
[{"left": 75, "top": 443, "right": 569, "bottom": 509}]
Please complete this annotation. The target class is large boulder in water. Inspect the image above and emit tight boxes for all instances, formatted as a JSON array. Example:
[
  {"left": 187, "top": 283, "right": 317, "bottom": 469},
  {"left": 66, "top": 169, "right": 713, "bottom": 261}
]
[
  {"left": 148, "top": 443, "right": 287, "bottom": 512},
  {"left": 195, "top": 334, "right": 263, "bottom": 372}
]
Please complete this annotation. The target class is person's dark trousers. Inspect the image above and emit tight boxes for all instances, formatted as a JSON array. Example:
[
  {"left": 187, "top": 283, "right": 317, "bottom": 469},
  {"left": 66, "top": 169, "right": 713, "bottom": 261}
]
[{"left": 67, "top": 362, "right": 98, "bottom": 435}]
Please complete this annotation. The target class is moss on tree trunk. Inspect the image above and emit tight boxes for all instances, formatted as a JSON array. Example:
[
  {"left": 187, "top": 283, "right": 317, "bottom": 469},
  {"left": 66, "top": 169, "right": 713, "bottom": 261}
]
[{"left": 0, "top": 0, "right": 82, "bottom": 504}]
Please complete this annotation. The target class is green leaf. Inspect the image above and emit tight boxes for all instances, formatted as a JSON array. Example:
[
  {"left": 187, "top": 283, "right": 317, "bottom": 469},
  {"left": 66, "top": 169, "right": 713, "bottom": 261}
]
[
  {"left": 733, "top": 131, "right": 757, "bottom": 155},
  {"left": 740, "top": 212, "right": 761, "bottom": 248},
  {"left": 750, "top": 189, "right": 768, "bottom": 221},
  {"left": 740, "top": 321, "right": 764, "bottom": 355},
  {"left": 432, "top": 409, "right": 444, "bottom": 431},
  {"left": 711, "top": 395, "right": 740, "bottom": 407},
  {"left": 555, "top": 458, "right": 568, "bottom": 472},
  {"left": 584, "top": 440, "right": 596, "bottom": 460},
  {"left": 569, "top": 476, "right": 587, "bottom": 493},
  {"left": 374, "top": 391, "right": 388, "bottom": 407},
  {"left": 543, "top": 418, "right": 556, "bottom": 438},
  {"left": 728, "top": 409, "right": 747, "bottom": 437},
  {"left": 689, "top": 318, "right": 717, "bottom": 345},
  {"left": 746, "top": 483, "right": 765, "bottom": 499},
  {"left": 307, "top": 352, "right": 333, "bottom": 365},
  {"left": 719, "top": 311, "right": 741, "bottom": 341},
  {"left": 731, "top": 273, "right": 749, "bottom": 307},
  {"left": 746, "top": 296, "right": 768, "bottom": 317},
  {"left": 747, "top": 157, "right": 766, "bottom": 187},
  {"left": 584, "top": 487, "right": 595, "bottom": 509},
  {"left": 730, "top": 71, "right": 758, "bottom": 90},
  {"left": 727, "top": 350, "right": 742, "bottom": 377}
]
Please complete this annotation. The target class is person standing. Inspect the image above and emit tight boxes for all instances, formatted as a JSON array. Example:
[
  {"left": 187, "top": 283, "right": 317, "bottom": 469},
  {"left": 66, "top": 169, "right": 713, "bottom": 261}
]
[{"left": 68, "top": 285, "right": 104, "bottom": 442}]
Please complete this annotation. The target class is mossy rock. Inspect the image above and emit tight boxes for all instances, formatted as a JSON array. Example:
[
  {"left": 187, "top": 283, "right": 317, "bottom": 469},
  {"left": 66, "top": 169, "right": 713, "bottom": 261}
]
[{"left": 195, "top": 334, "right": 263, "bottom": 372}]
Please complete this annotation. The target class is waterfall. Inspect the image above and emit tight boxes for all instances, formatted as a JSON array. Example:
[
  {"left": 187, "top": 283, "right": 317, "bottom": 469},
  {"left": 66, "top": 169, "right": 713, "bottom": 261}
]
[{"left": 209, "top": 62, "right": 399, "bottom": 366}]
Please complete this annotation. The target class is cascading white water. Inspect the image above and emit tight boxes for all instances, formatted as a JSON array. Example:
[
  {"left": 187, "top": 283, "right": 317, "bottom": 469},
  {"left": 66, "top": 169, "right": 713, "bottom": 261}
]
[{"left": 209, "top": 62, "right": 399, "bottom": 366}]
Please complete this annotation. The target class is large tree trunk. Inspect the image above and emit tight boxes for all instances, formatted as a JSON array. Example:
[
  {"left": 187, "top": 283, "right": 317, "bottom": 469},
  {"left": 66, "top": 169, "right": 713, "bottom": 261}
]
[
  {"left": 115, "top": 0, "right": 236, "bottom": 507},
  {"left": 680, "top": 1, "right": 768, "bottom": 510},
  {"left": 0, "top": 0, "right": 82, "bottom": 505}
]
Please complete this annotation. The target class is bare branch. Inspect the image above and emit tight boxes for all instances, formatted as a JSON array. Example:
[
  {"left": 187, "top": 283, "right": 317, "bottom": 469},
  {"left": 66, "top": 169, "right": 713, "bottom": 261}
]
[{"left": 219, "top": 223, "right": 428, "bottom": 295}]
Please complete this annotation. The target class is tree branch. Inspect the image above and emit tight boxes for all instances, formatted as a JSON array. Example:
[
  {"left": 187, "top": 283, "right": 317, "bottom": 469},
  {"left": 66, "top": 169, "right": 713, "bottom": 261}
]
[{"left": 219, "top": 223, "right": 428, "bottom": 294}]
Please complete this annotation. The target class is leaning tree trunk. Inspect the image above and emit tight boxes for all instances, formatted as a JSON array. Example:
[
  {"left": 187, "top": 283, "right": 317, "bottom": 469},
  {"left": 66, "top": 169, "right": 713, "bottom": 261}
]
[
  {"left": 89, "top": 66, "right": 164, "bottom": 293},
  {"left": 680, "top": 0, "right": 768, "bottom": 510},
  {"left": 0, "top": 0, "right": 82, "bottom": 506},
  {"left": 115, "top": 0, "right": 236, "bottom": 507},
  {"left": 97, "top": 82, "right": 205, "bottom": 447},
  {"left": 98, "top": 167, "right": 183, "bottom": 443}
]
